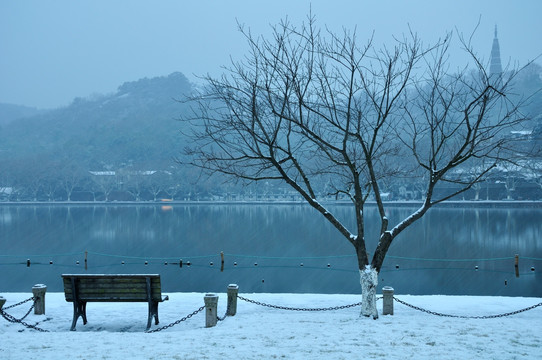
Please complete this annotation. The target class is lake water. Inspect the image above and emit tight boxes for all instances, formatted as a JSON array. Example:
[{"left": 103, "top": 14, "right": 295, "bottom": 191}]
[{"left": 0, "top": 203, "right": 540, "bottom": 296}]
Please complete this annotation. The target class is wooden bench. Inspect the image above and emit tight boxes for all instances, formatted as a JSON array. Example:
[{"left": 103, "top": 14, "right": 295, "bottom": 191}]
[{"left": 61, "top": 274, "right": 169, "bottom": 331}]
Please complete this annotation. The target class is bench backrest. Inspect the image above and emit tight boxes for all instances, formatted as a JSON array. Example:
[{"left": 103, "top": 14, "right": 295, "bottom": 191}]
[{"left": 62, "top": 274, "right": 163, "bottom": 302}]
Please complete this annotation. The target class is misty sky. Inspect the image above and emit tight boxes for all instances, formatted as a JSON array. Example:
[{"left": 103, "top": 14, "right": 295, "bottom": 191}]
[{"left": 1, "top": 0, "right": 541, "bottom": 109}]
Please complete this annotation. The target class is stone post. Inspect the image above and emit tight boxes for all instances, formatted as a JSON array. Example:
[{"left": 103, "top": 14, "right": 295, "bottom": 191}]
[
  {"left": 204, "top": 293, "right": 218, "bottom": 328},
  {"left": 226, "top": 284, "right": 239, "bottom": 316},
  {"left": 382, "top": 286, "right": 394, "bottom": 315},
  {"left": 32, "top": 284, "right": 47, "bottom": 315},
  {"left": 0, "top": 296, "right": 6, "bottom": 311}
]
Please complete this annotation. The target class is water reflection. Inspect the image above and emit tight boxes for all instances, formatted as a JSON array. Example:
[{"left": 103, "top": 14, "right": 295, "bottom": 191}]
[{"left": 0, "top": 204, "right": 540, "bottom": 296}]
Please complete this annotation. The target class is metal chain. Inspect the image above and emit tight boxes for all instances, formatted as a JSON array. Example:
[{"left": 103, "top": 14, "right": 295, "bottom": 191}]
[
  {"left": 0, "top": 309, "right": 49, "bottom": 332},
  {"left": 393, "top": 297, "right": 542, "bottom": 319},
  {"left": 18, "top": 303, "right": 35, "bottom": 321},
  {"left": 217, "top": 312, "right": 228, "bottom": 321},
  {"left": 2, "top": 296, "right": 35, "bottom": 310},
  {"left": 237, "top": 295, "right": 365, "bottom": 312},
  {"left": 145, "top": 306, "right": 205, "bottom": 333},
  {"left": 1, "top": 299, "right": 34, "bottom": 322},
  {"left": 217, "top": 296, "right": 233, "bottom": 322}
]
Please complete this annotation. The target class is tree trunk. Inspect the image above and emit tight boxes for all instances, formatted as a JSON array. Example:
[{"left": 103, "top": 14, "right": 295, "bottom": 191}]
[{"left": 359, "top": 266, "right": 379, "bottom": 319}]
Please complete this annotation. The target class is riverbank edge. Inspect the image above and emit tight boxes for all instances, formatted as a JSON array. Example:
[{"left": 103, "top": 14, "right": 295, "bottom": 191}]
[{"left": 1, "top": 200, "right": 542, "bottom": 208}]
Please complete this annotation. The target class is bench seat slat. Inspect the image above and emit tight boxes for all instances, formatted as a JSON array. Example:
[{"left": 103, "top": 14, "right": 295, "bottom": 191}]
[
  {"left": 62, "top": 275, "right": 164, "bottom": 302},
  {"left": 61, "top": 274, "right": 168, "bottom": 330},
  {"left": 69, "top": 297, "right": 158, "bottom": 302}
]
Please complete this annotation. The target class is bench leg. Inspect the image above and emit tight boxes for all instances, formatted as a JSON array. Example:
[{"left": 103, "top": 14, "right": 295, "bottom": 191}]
[
  {"left": 70, "top": 300, "right": 87, "bottom": 331},
  {"left": 147, "top": 301, "right": 159, "bottom": 330}
]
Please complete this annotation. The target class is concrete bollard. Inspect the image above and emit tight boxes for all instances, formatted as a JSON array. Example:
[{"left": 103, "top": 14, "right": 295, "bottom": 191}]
[
  {"left": 32, "top": 284, "right": 47, "bottom": 315},
  {"left": 204, "top": 293, "right": 219, "bottom": 328},
  {"left": 226, "top": 284, "right": 239, "bottom": 316},
  {"left": 0, "top": 296, "right": 6, "bottom": 311},
  {"left": 382, "top": 286, "right": 394, "bottom": 315}
]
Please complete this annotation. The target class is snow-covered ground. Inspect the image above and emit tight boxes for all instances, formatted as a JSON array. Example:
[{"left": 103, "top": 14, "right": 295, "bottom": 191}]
[{"left": 1, "top": 292, "right": 541, "bottom": 359}]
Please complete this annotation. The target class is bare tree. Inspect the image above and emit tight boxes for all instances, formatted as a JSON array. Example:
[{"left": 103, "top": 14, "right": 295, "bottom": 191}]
[
  {"left": 59, "top": 161, "right": 87, "bottom": 201},
  {"left": 89, "top": 171, "right": 118, "bottom": 201},
  {"left": 183, "top": 17, "right": 528, "bottom": 318}
]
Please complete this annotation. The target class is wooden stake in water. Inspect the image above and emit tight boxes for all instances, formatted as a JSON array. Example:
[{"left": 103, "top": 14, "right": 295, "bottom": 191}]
[{"left": 515, "top": 254, "right": 519, "bottom": 278}]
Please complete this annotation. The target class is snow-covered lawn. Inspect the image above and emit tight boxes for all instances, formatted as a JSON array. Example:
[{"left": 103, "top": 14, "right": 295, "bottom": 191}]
[{"left": 1, "top": 292, "right": 541, "bottom": 359}]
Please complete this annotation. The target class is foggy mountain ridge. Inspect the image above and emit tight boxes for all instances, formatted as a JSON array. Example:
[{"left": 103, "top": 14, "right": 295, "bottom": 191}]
[
  {"left": 0, "top": 72, "right": 194, "bottom": 168},
  {"left": 2, "top": 63, "right": 541, "bottom": 163},
  {"left": 0, "top": 103, "right": 45, "bottom": 126}
]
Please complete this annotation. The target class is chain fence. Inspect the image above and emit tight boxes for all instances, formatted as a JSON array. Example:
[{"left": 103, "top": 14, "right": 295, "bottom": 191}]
[
  {"left": 237, "top": 294, "right": 542, "bottom": 319},
  {"left": 216, "top": 294, "right": 237, "bottom": 322},
  {"left": 0, "top": 297, "right": 49, "bottom": 332},
  {"left": 2, "top": 296, "right": 34, "bottom": 311},
  {"left": 216, "top": 307, "right": 229, "bottom": 322},
  {"left": 237, "top": 295, "right": 375, "bottom": 311},
  {"left": 3, "top": 292, "right": 542, "bottom": 334},
  {"left": 393, "top": 296, "right": 542, "bottom": 319},
  {"left": 145, "top": 306, "right": 205, "bottom": 333}
]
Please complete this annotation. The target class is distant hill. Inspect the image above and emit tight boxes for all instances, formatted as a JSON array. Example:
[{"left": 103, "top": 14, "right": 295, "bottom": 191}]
[
  {"left": 0, "top": 72, "right": 193, "bottom": 168},
  {"left": 0, "top": 103, "right": 44, "bottom": 126},
  {"left": 0, "top": 72, "right": 211, "bottom": 201}
]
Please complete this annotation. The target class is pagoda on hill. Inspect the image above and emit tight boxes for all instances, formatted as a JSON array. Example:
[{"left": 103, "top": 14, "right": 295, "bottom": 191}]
[{"left": 489, "top": 25, "right": 503, "bottom": 85}]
